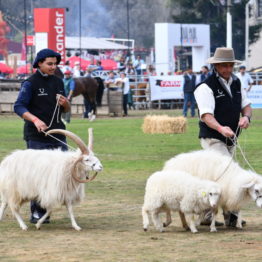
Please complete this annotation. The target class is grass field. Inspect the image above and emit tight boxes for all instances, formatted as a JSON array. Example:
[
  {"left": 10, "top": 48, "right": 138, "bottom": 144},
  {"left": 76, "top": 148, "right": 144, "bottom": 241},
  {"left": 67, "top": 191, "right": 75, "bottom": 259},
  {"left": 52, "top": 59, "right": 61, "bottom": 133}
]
[{"left": 0, "top": 110, "right": 262, "bottom": 262}]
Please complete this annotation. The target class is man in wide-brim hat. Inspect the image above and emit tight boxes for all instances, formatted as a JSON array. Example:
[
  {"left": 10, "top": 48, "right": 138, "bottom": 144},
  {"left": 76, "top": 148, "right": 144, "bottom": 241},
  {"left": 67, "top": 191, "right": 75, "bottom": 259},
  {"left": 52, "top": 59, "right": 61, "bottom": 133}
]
[{"left": 194, "top": 47, "right": 252, "bottom": 227}]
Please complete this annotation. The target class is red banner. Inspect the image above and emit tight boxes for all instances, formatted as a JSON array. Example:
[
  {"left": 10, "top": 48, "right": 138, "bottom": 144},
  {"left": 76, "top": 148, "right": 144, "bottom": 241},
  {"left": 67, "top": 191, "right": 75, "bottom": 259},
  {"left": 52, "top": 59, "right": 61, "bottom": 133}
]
[
  {"left": 48, "top": 8, "right": 65, "bottom": 66},
  {"left": 34, "top": 8, "right": 65, "bottom": 66},
  {"left": 26, "top": 35, "right": 35, "bottom": 46}
]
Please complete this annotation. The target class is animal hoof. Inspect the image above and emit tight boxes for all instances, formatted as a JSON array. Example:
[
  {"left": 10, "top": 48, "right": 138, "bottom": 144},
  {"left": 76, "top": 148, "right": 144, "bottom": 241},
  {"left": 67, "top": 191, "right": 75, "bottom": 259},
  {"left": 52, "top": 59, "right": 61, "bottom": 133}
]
[
  {"left": 74, "top": 226, "right": 82, "bottom": 231},
  {"left": 210, "top": 228, "right": 217, "bottom": 232},
  {"left": 163, "top": 223, "right": 167, "bottom": 227},
  {"left": 143, "top": 228, "right": 147, "bottom": 232},
  {"left": 21, "top": 226, "right": 28, "bottom": 231}
]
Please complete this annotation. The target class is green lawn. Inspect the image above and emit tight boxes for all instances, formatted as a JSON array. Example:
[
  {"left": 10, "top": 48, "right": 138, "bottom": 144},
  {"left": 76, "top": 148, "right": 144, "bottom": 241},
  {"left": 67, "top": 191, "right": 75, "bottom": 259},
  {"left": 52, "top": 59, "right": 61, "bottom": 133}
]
[{"left": 0, "top": 110, "right": 262, "bottom": 262}]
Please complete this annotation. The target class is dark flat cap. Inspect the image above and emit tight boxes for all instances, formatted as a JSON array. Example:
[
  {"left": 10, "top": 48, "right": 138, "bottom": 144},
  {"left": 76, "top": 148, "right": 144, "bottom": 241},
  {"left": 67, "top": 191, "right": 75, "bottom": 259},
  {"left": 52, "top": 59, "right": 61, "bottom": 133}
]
[{"left": 33, "top": 48, "right": 61, "bottom": 68}]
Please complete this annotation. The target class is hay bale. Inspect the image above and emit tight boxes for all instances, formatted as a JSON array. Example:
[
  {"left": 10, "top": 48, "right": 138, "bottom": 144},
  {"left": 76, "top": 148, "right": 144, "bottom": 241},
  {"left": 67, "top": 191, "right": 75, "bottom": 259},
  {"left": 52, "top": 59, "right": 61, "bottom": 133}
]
[{"left": 142, "top": 115, "right": 187, "bottom": 134}]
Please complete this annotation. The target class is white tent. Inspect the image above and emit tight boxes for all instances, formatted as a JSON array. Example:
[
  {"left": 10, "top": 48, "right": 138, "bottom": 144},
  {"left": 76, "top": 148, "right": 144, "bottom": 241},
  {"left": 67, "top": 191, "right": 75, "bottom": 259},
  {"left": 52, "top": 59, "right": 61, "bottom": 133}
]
[{"left": 65, "top": 37, "right": 128, "bottom": 50}]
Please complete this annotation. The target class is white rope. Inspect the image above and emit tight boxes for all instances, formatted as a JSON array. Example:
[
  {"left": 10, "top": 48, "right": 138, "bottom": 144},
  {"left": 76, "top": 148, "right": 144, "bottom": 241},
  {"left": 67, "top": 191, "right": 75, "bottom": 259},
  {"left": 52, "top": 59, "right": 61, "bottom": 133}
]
[
  {"left": 235, "top": 139, "right": 256, "bottom": 173},
  {"left": 46, "top": 94, "right": 61, "bottom": 129},
  {"left": 228, "top": 126, "right": 256, "bottom": 173},
  {"left": 215, "top": 126, "right": 246, "bottom": 181},
  {"left": 40, "top": 94, "right": 77, "bottom": 151}
]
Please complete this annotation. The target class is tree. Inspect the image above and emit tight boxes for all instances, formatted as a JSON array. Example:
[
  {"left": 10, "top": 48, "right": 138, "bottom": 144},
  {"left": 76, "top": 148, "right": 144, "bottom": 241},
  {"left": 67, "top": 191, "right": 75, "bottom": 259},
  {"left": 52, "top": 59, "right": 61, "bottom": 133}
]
[{"left": 169, "top": 0, "right": 262, "bottom": 59}]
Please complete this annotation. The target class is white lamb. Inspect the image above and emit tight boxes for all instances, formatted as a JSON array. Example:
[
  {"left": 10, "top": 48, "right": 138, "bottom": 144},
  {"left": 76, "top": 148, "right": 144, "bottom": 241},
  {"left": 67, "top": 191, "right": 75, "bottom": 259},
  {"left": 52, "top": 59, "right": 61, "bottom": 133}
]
[
  {"left": 163, "top": 150, "right": 262, "bottom": 228},
  {"left": 0, "top": 128, "right": 103, "bottom": 231},
  {"left": 142, "top": 170, "right": 221, "bottom": 233}
]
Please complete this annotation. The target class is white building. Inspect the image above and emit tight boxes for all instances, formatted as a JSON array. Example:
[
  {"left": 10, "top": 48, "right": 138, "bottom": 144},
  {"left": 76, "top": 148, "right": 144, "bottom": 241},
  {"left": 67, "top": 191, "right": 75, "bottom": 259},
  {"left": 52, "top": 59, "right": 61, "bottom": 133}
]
[
  {"left": 247, "top": 0, "right": 262, "bottom": 70},
  {"left": 155, "top": 23, "right": 210, "bottom": 74}
]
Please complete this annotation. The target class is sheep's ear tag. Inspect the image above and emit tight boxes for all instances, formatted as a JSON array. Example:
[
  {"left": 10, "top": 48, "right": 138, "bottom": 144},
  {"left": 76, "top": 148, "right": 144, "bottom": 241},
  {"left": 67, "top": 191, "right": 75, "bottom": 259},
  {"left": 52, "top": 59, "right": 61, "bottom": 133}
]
[{"left": 202, "top": 192, "right": 207, "bottom": 197}]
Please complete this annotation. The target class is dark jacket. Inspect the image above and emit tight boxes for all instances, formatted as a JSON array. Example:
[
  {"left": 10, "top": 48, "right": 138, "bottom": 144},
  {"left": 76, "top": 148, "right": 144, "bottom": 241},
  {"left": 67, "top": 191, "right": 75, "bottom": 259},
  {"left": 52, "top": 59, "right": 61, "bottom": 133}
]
[
  {"left": 199, "top": 72, "right": 242, "bottom": 146},
  {"left": 23, "top": 71, "right": 66, "bottom": 142}
]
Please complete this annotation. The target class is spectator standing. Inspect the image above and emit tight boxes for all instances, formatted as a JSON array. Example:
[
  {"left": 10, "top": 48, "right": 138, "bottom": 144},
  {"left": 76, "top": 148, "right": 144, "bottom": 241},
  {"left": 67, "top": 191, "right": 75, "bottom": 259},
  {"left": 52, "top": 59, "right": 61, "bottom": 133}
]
[
  {"left": 62, "top": 60, "right": 72, "bottom": 74},
  {"left": 115, "top": 72, "right": 130, "bottom": 116},
  {"left": 73, "top": 61, "right": 82, "bottom": 77},
  {"left": 88, "top": 58, "right": 100, "bottom": 72},
  {"left": 200, "top": 65, "right": 211, "bottom": 82},
  {"left": 95, "top": 60, "right": 103, "bottom": 71},
  {"left": 117, "top": 57, "right": 126, "bottom": 72},
  {"left": 182, "top": 68, "right": 196, "bottom": 117},
  {"left": 133, "top": 55, "right": 145, "bottom": 80},
  {"left": 14, "top": 48, "right": 70, "bottom": 224},
  {"left": 147, "top": 64, "right": 156, "bottom": 76},
  {"left": 62, "top": 70, "right": 75, "bottom": 124},
  {"left": 125, "top": 63, "right": 136, "bottom": 82},
  {"left": 236, "top": 65, "right": 254, "bottom": 92},
  {"left": 104, "top": 71, "right": 116, "bottom": 86},
  {"left": 194, "top": 47, "right": 252, "bottom": 227}
]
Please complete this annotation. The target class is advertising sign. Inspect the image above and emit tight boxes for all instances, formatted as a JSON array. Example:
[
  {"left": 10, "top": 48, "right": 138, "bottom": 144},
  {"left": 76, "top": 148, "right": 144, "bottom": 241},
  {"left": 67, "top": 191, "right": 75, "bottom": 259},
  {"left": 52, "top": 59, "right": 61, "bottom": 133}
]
[
  {"left": 149, "top": 75, "right": 184, "bottom": 101},
  {"left": 48, "top": 9, "right": 65, "bottom": 66},
  {"left": 34, "top": 8, "right": 65, "bottom": 65},
  {"left": 26, "top": 35, "right": 35, "bottom": 46},
  {"left": 247, "top": 85, "right": 262, "bottom": 108}
]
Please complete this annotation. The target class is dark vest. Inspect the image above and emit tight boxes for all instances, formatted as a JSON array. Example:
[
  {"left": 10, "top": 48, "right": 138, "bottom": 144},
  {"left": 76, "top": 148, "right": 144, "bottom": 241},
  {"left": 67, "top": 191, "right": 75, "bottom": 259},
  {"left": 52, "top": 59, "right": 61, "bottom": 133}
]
[
  {"left": 23, "top": 70, "right": 66, "bottom": 142},
  {"left": 183, "top": 74, "right": 196, "bottom": 93},
  {"left": 199, "top": 72, "right": 242, "bottom": 146}
]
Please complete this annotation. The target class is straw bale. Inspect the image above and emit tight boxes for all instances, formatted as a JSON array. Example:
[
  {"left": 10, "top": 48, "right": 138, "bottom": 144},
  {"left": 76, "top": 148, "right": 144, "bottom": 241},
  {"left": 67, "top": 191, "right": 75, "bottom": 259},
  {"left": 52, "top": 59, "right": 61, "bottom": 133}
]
[{"left": 142, "top": 115, "right": 187, "bottom": 134}]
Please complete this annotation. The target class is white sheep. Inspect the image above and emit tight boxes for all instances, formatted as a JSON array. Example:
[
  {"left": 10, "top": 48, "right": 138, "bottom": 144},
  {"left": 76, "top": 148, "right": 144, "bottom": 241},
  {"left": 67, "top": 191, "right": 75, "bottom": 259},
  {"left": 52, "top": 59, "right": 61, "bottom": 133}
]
[
  {"left": 142, "top": 170, "right": 221, "bottom": 233},
  {"left": 0, "top": 128, "right": 103, "bottom": 231},
  {"left": 163, "top": 150, "right": 262, "bottom": 228}
]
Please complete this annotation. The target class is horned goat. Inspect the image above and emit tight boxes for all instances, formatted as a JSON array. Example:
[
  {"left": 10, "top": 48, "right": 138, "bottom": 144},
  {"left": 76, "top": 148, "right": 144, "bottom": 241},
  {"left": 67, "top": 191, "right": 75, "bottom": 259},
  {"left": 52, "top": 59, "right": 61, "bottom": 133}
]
[
  {"left": 142, "top": 170, "right": 221, "bottom": 233},
  {"left": 0, "top": 128, "right": 103, "bottom": 231},
  {"left": 163, "top": 150, "right": 262, "bottom": 228}
]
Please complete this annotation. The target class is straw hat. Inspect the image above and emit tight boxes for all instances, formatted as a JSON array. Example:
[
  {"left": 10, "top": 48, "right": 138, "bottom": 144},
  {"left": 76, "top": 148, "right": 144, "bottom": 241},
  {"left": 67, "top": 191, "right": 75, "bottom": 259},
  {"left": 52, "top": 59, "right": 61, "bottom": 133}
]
[{"left": 207, "top": 47, "right": 242, "bottom": 64}]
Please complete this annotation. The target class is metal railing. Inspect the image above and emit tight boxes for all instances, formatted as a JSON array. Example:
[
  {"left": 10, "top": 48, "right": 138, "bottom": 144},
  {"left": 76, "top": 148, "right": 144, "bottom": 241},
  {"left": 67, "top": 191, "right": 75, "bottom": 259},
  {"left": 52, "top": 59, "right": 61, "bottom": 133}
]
[{"left": 250, "top": 72, "right": 262, "bottom": 84}]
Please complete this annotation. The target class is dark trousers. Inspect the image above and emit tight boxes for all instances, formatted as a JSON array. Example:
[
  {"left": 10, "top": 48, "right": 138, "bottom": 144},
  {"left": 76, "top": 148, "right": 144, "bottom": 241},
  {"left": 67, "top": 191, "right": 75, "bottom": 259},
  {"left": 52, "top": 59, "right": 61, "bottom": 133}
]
[
  {"left": 123, "top": 94, "right": 128, "bottom": 115},
  {"left": 27, "top": 139, "right": 67, "bottom": 220},
  {"left": 83, "top": 98, "right": 93, "bottom": 118},
  {"left": 183, "top": 92, "right": 196, "bottom": 117}
]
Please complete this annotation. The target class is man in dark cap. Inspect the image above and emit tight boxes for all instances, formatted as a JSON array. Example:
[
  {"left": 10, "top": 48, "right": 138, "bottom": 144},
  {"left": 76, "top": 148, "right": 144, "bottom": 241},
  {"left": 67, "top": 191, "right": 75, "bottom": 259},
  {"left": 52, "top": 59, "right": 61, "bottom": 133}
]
[{"left": 14, "top": 48, "right": 71, "bottom": 224}]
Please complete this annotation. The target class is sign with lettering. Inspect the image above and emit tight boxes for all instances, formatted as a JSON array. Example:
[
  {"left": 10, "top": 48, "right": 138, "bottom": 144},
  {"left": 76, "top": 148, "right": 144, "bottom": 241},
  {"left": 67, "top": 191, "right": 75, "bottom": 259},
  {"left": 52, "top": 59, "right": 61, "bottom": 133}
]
[
  {"left": 34, "top": 8, "right": 65, "bottom": 65},
  {"left": 247, "top": 85, "right": 262, "bottom": 108},
  {"left": 149, "top": 75, "right": 184, "bottom": 101},
  {"left": 26, "top": 35, "right": 35, "bottom": 46}
]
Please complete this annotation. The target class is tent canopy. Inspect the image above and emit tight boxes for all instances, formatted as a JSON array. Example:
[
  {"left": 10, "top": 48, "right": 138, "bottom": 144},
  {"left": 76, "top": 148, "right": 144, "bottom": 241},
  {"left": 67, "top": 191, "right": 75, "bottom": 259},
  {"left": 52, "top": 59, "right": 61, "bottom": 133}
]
[
  {"left": 66, "top": 37, "right": 128, "bottom": 50},
  {"left": 68, "top": 56, "right": 117, "bottom": 70}
]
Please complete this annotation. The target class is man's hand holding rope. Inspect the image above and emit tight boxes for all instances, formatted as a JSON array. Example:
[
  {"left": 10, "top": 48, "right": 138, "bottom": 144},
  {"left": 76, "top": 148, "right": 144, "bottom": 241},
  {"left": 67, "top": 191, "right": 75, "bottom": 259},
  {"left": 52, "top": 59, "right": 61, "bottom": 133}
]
[
  {"left": 217, "top": 126, "right": 235, "bottom": 138},
  {"left": 238, "top": 115, "right": 250, "bottom": 129},
  {"left": 57, "top": 94, "right": 70, "bottom": 113},
  {"left": 32, "top": 117, "right": 48, "bottom": 133}
]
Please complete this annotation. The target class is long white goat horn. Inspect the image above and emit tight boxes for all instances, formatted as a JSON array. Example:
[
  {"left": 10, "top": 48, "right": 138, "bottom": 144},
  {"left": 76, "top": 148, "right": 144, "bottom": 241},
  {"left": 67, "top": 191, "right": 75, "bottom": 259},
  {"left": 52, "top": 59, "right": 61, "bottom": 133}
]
[
  {"left": 46, "top": 129, "right": 89, "bottom": 155},
  {"left": 88, "top": 128, "right": 93, "bottom": 152},
  {"left": 241, "top": 180, "right": 255, "bottom": 189},
  {"left": 72, "top": 156, "right": 99, "bottom": 183}
]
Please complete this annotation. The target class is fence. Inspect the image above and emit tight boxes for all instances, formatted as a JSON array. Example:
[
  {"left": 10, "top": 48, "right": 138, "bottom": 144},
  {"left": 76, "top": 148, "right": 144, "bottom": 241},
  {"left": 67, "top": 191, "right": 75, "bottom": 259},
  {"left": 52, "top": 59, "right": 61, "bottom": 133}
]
[{"left": 1, "top": 72, "right": 262, "bottom": 114}]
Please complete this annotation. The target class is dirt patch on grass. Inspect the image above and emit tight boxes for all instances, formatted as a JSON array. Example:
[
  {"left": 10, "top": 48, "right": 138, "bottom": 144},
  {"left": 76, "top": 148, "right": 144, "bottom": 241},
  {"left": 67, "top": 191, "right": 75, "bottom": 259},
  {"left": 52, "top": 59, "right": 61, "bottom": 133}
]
[{"left": 1, "top": 199, "right": 262, "bottom": 262}]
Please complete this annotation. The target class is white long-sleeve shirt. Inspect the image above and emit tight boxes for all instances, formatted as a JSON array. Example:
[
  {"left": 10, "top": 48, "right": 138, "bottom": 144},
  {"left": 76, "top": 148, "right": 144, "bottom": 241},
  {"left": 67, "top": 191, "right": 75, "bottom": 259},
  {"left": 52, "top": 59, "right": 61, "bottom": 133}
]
[
  {"left": 235, "top": 72, "right": 253, "bottom": 91},
  {"left": 115, "top": 77, "right": 130, "bottom": 95},
  {"left": 194, "top": 75, "right": 251, "bottom": 119}
]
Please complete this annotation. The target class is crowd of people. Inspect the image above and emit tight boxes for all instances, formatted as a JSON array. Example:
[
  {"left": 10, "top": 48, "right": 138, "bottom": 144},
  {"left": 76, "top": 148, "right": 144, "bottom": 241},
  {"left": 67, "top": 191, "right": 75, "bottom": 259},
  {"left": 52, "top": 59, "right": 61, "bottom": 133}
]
[{"left": 56, "top": 55, "right": 155, "bottom": 119}]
